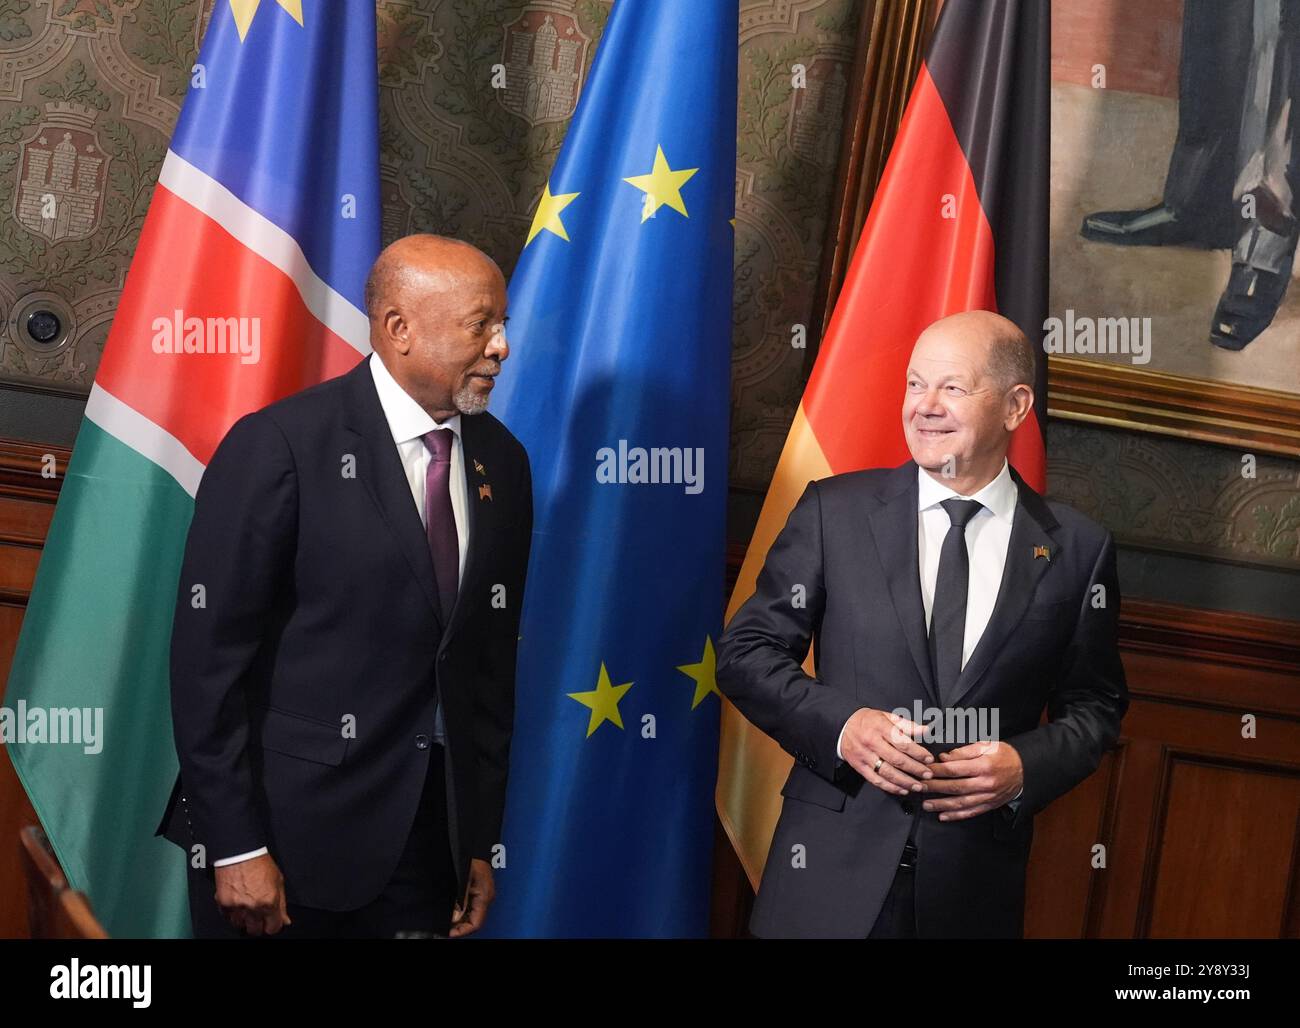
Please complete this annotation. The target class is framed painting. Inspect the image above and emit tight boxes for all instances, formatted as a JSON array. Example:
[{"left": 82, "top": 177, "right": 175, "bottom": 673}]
[{"left": 1050, "top": 0, "right": 1300, "bottom": 457}]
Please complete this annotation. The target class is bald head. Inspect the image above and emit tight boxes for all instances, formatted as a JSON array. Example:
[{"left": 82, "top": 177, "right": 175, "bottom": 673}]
[
  {"left": 364, "top": 234, "right": 502, "bottom": 328},
  {"left": 916, "top": 310, "right": 1034, "bottom": 394},
  {"left": 365, "top": 234, "right": 509, "bottom": 420}
]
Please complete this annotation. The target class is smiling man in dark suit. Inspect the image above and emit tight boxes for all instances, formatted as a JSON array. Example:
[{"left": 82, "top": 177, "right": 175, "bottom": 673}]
[
  {"left": 156, "top": 234, "right": 532, "bottom": 938},
  {"left": 717, "top": 310, "right": 1128, "bottom": 939}
]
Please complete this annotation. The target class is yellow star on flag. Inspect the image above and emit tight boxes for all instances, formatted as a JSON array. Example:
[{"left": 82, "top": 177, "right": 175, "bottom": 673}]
[
  {"left": 623, "top": 145, "right": 698, "bottom": 222},
  {"left": 568, "top": 662, "right": 634, "bottom": 737},
  {"left": 229, "top": 0, "right": 304, "bottom": 42},
  {"left": 525, "top": 181, "right": 580, "bottom": 247},
  {"left": 676, "top": 636, "right": 721, "bottom": 710}
]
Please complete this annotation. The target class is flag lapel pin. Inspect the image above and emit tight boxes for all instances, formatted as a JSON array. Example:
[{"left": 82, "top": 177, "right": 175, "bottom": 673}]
[
  {"left": 1033, "top": 544, "right": 1050, "bottom": 562},
  {"left": 473, "top": 459, "right": 485, "bottom": 475}
]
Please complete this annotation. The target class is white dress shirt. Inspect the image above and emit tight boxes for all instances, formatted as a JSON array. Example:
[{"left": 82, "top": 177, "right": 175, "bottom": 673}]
[
  {"left": 916, "top": 456, "right": 1017, "bottom": 662},
  {"left": 835, "top": 457, "right": 1024, "bottom": 805},
  {"left": 212, "top": 353, "right": 470, "bottom": 867}
]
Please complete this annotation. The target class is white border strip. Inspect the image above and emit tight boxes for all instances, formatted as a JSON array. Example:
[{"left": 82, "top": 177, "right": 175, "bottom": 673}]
[
  {"left": 157, "top": 149, "right": 371, "bottom": 356},
  {"left": 84, "top": 383, "right": 206, "bottom": 498}
]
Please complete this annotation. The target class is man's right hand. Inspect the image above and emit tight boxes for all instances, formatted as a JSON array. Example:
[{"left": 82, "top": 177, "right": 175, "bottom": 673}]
[
  {"left": 213, "top": 853, "right": 291, "bottom": 936},
  {"left": 839, "top": 708, "right": 934, "bottom": 795}
]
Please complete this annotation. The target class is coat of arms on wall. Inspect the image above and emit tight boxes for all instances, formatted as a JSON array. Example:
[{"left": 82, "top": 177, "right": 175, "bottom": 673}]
[
  {"left": 13, "top": 100, "right": 109, "bottom": 245},
  {"left": 13, "top": 102, "right": 110, "bottom": 243},
  {"left": 498, "top": 5, "right": 590, "bottom": 125},
  {"left": 788, "top": 53, "right": 849, "bottom": 169}
]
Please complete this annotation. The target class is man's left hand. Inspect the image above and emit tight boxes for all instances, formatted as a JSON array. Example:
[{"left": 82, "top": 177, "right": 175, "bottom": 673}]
[
  {"left": 920, "top": 740, "right": 1023, "bottom": 820},
  {"left": 450, "top": 858, "right": 495, "bottom": 937}
]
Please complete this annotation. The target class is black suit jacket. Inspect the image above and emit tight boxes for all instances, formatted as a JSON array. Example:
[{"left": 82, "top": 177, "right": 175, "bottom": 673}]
[
  {"left": 155, "top": 355, "right": 532, "bottom": 911},
  {"left": 716, "top": 459, "right": 1128, "bottom": 938}
]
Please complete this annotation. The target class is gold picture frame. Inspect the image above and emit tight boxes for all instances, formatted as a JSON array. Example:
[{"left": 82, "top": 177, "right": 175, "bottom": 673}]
[{"left": 1048, "top": 356, "right": 1300, "bottom": 459}]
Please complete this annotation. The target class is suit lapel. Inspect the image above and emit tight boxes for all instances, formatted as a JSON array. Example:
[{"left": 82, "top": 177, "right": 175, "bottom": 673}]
[
  {"left": 342, "top": 356, "right": 445, "bottom": 633},
  {"left": 945, "top": 463, "right": 1061, "bottom": 709},
  {"left": 867, "top": 462, "right": 941, "bottom": 708}
]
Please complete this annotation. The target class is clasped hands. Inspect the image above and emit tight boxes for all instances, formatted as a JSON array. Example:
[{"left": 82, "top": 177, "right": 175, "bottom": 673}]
[{"left": 839, "top": 707, "right": 1023, "bottom": 819}]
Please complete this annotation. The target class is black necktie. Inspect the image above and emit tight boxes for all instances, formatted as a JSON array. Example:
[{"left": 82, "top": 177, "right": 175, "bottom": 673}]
[{"left": 928, "top": 498, "right": 983, "bottom": 706}]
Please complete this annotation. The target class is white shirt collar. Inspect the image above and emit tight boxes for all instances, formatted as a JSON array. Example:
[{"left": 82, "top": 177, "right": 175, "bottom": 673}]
[
  {"left": 916, "top": 456, "right": 1017, "bottom": 523},
  {"left": 368, "top": 353, "right": 460, "bottom": 446}
]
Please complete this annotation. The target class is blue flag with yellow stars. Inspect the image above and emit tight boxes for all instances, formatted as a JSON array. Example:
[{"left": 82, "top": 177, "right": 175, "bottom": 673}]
[{"left": 483, "top": 0, "right": 737, "bottom": 937}]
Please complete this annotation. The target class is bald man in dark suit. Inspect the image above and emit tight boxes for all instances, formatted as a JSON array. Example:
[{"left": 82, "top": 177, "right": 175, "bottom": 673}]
[
  {"left": 156, "top": 235, "right": 532, "bottom": 938},
  {"left": 718, "top": 311, "right": 1128, "bottom": 938}
]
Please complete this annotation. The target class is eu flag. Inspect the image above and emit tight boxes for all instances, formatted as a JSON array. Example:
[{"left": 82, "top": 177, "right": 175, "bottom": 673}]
[{"left": 484, "top": 1, "right": 737, "bottom": 937}]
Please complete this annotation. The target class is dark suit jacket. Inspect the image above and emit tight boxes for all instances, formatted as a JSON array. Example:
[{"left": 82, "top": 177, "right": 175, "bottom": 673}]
[
  {"left": 155, "top": 355, "right": 532, "bottom": 911},
  {"left": 716, "top": 459, "right": 1128, "bottom": 938}
]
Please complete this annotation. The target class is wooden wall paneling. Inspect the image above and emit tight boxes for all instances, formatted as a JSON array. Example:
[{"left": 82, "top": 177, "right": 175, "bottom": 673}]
[
  {"left": 1033, "top": 601, "right": 1300, "bottom": 938},
  {"left": 1121, "top": 698, "right": 1300, "bottom": 937},
  {"left": 1144, "top": 755, "right": 1300, "bottom": 937},
  {"left": 1024, "top": 744, "right": 1124, "bottom": 937},
  {"left": 0, "top": 437, "right": 68, "bottom": 939},
  {"left": 1093, "top": 729, "right": 1166, "bottom": 937}
]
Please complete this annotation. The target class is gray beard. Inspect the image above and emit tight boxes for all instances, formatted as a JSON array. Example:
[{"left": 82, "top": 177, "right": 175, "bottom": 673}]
[{"left": 454, "top": 380, "right": 490, "bottom": 415}]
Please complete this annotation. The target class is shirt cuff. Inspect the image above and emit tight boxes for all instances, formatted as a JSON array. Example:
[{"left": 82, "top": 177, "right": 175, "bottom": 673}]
[
  {"left": 835, "top": 719, "right": 849, "bottom": 764},
  {"left": 213, "top": 846, "right": 268, "bottom": 867}
]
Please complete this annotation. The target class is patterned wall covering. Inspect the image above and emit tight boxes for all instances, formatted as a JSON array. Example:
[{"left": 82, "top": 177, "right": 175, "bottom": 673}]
[
  {"left": 730, "top": 0, "right": 856, "bottom": 490},
  {"left": 0, "top": 0, "right": 200, "bottom": 397},
  {"left": 1047, "top": 422, "right": 1300, "bottom": 573},
  {"left": 0, "top": 0, "right": 857, "bottom": 480},
  {"left": 1, "top": 0, "right": 1295, "bottom": 582}
]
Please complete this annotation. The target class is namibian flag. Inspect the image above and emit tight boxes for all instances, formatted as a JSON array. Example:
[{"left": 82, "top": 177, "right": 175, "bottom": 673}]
[
  {"left": 482, "top": 1, "right": 736, "bottom": 937},
  {"left": 4, "top": 1, "right": 380, "bottom": 937},
  {"left": 717, "top": 0, "right": 1050, "bottom": 889}
]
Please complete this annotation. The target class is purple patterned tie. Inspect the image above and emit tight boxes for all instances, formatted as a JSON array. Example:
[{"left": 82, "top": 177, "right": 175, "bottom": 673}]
[{"left": 422, "top": 429, "right": 459, "bottom": 621}]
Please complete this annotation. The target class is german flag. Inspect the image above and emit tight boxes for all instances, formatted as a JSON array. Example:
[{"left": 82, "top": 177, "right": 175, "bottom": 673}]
[{"left": 717, "top": 0, "right": 1050, "bottom": 889}]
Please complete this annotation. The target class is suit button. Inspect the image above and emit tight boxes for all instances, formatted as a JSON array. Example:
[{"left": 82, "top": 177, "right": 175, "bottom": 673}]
[
  {"left": 415, "top": 734, "right": 430, "bottom": 750},
  {"left": 901, "top": 801, "right": 914, "bottom": 815}
]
